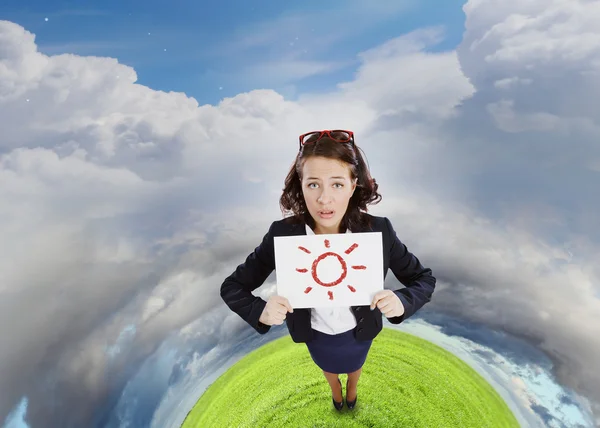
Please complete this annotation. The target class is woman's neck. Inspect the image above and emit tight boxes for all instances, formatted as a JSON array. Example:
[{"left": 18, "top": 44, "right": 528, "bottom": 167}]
[{"left": 314, "top": 225, "right": 345, "bottom": 234}]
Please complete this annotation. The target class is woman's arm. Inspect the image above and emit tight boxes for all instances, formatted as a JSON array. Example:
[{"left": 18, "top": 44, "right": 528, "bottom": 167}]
[
  {"left": 220, "top": 222, "right": 276, "bottom": 334},
  {"left": 384, "top": 217, "right": 436, "bottom": 324}
]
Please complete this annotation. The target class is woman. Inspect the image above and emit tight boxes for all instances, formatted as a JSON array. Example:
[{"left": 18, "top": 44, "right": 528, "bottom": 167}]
[{"left": 221, "top": 129, "right": 436, "bottom": 411}]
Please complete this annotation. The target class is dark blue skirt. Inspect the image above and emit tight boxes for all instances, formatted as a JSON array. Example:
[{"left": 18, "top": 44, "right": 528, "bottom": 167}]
[{"left": 306, "top": 328, "right": 373, "bottom": 374}]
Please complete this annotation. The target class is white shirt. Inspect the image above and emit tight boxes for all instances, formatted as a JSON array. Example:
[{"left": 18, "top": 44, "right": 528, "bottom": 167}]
[{"left": 305, "top": 224, "right": 358, "bottom": 335}]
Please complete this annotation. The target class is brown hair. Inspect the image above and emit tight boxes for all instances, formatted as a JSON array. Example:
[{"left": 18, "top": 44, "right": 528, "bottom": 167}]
[{"left": 279, "top": 136, "right": 382, "bottom": 232}]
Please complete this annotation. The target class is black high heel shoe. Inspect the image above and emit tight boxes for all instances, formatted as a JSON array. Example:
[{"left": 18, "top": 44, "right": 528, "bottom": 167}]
[
  {"left": 346, "top": 379, "right": 357, "bottom": 409},
  {"left": 332, "top": 378, "right": 343, "bottom": 411}
]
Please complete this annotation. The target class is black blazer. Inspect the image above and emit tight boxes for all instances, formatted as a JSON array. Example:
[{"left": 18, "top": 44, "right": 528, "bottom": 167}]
[{"left": 220, "top": 214, "right": 436, "bottom": 343}]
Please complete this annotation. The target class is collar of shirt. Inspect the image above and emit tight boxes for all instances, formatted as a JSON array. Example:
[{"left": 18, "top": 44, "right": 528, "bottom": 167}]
[{"left": 305, "top": 224, "right": 352, "bottom": 235}]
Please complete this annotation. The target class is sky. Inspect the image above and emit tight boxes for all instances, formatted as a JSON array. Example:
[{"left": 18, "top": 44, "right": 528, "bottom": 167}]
[
  {"left": 1, "top": 0, "right": 466, "bottom": 105},
  {"left": 1, "top": 0, "right": 599, "bottom": 427}
]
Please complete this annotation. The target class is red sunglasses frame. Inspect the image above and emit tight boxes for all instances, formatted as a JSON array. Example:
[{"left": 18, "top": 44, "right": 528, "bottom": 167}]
[{"left": 298, "top": 129, "right": 355, "bottom": 150}]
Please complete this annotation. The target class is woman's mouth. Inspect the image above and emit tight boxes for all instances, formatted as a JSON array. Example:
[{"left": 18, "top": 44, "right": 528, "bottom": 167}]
[{"left": 318, "top": 210, "right": 335, "bottom": 219}]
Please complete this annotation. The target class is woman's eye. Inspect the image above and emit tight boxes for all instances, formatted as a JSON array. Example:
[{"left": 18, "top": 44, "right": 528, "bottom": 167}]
[{"left": 307, "top": 182, "right": 343, "bottom": 188}]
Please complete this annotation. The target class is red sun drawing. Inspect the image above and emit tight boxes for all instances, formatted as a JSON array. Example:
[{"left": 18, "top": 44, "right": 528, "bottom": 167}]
[{"left": 296, "top": 239, "right": 366, "bottom": 301}]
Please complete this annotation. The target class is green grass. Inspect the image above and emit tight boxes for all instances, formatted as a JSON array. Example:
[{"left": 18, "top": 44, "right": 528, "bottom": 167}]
[{"left": 182, "top": 328, "right": 520, "bottom": 427}]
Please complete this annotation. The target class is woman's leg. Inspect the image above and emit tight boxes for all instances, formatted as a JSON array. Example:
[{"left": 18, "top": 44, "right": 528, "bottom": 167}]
[
  {"left": 322, "top": 370, "right": 343, "bottom": 402},
  {"left": 346, "top": 367, "right": 363, "bottom": 402}
]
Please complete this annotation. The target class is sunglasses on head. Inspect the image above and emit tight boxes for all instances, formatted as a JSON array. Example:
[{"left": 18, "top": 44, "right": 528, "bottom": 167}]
[{"left": 298, "top": 130, "right": 354, "bottom": 150}]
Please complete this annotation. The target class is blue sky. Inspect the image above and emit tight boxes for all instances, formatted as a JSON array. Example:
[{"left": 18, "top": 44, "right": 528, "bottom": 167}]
[{"left": 2, "top": 0, "right": 466, "bottom": 105}]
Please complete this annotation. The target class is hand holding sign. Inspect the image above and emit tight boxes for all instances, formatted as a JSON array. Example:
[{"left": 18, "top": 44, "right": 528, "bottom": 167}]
[
  {"left": 259, "top": 295, "right": 293, "bottom": 326},
  {"left": 371, "top": 290, "right": 405, "bottom": 318}
]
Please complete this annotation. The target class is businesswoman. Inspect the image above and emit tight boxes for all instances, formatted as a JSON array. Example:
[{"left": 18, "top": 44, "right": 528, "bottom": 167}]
[{"left": 221, "top": 130, "right": 436, "bottom": 411}]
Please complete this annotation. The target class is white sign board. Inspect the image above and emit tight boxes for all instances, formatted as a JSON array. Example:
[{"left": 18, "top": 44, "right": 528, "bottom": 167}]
[{"left": 274, "top": 232, "right": 384, "bottom": 308}]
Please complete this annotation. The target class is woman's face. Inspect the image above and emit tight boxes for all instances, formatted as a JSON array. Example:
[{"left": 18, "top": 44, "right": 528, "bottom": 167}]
[{"left": 301, "top": 156, "right": 357, "bottom": 234}]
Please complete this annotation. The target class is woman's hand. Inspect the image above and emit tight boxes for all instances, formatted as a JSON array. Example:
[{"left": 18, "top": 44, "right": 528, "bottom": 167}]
[
  {"left": 370, "top": 290, "right": 405, "bottom": 318},
  {"left": 259, "top": 295, "right": 294, "bottom": 326}
]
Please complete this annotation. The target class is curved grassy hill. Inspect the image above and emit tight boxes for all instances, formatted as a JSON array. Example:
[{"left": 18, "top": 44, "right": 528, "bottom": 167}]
[{"left": 182, "top": 328, "right": 519, "bottom": 427}]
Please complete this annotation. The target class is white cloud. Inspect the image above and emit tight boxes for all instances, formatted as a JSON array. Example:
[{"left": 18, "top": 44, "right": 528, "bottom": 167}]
[
  {"left": 336, "top": 28, "right": 475, "bottom": 121},
  {"left": 459, "top": 0, "right": 600, "bottom": 125}
]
